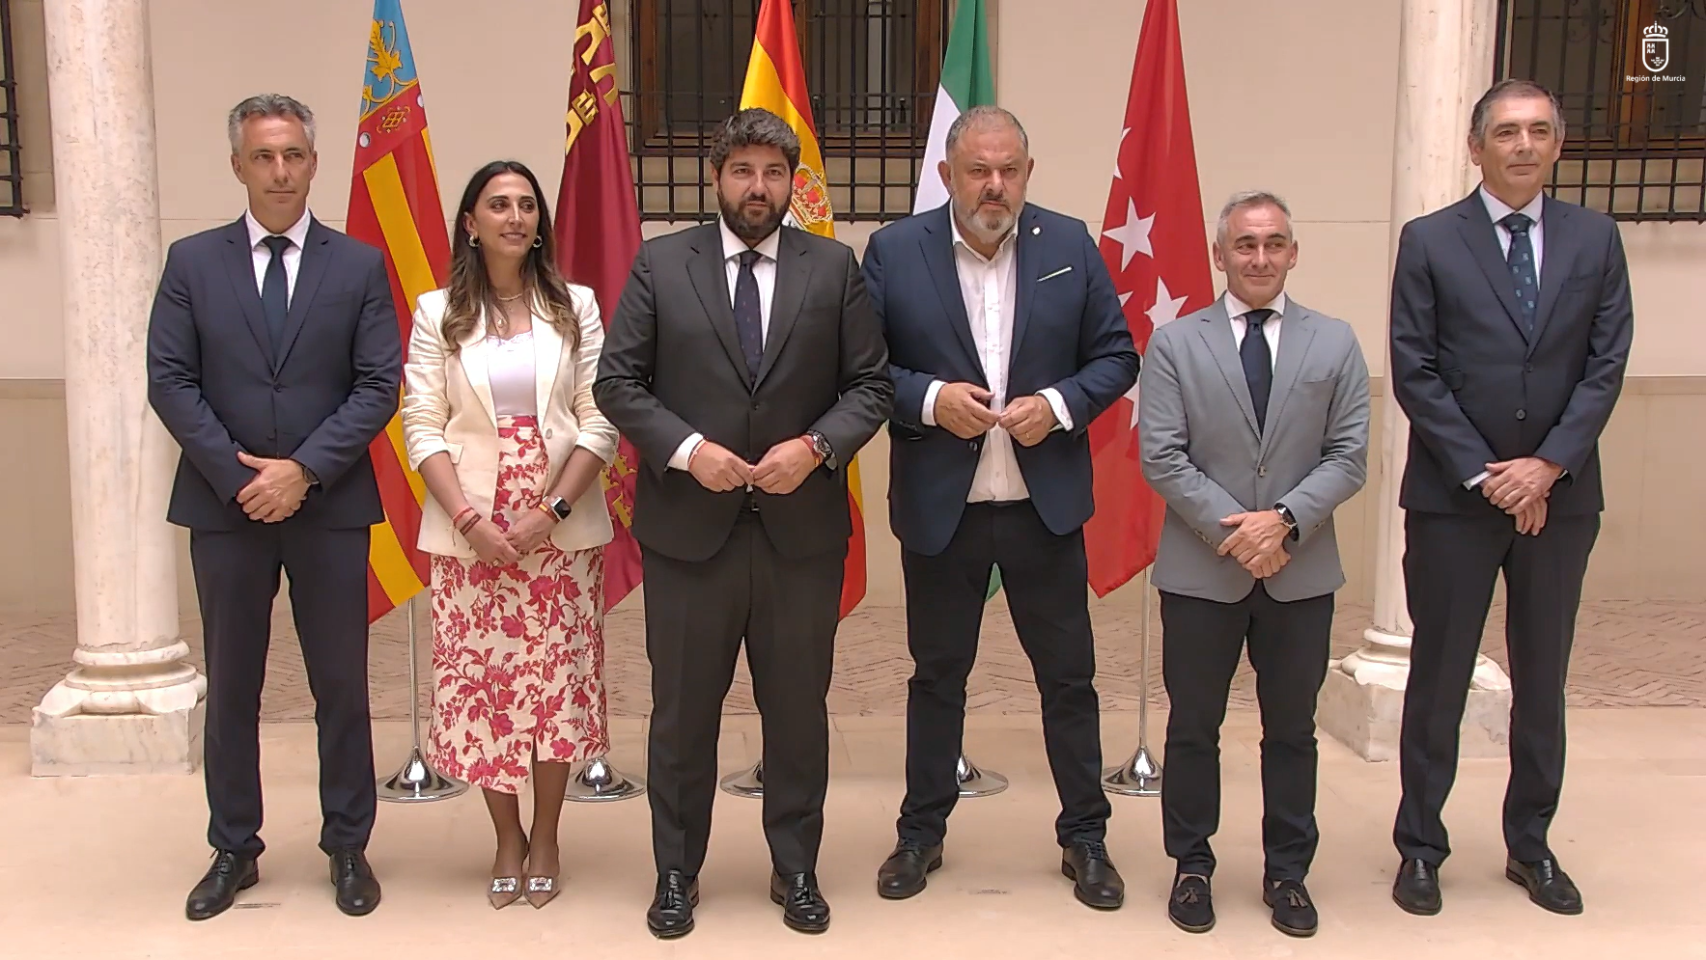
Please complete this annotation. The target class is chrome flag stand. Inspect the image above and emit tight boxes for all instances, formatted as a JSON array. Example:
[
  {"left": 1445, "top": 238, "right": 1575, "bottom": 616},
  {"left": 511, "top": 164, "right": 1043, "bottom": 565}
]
[
  {"left": 721, "top": 751, "right": 1006, "bottom": 800},
  {"left": 1102, "top": 570, "right": 1162, "bottom": 797},
  {"left": 378, "top": 597, "right": 468, "bottom": 803},
  {"left": 566, "top": 755, "right": 645, "bottom": 802}
]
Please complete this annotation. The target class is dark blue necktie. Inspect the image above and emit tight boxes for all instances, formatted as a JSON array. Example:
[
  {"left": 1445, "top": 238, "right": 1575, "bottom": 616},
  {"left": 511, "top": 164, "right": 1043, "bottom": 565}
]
[
  {"left": 732, "top": 248, "right": 764, "bottom": 379},
  {"left": 1241, "top": 308, "right": 1274, "bottom": 433},
  {"left": 1502, "top": 212, "right": 1537, "bottom": 334},
  {"left": 261, "top": 234, "right": 292, "bottom": 354}
]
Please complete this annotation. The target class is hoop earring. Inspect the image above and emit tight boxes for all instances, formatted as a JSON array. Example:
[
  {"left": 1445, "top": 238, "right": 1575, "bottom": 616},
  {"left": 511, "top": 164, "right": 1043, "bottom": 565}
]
[
  {"left": 532, "top": 235, "right": 543, "bottom": 248},
  {"left": 467, "top": 235, "right": 480, "bottom": 248}
]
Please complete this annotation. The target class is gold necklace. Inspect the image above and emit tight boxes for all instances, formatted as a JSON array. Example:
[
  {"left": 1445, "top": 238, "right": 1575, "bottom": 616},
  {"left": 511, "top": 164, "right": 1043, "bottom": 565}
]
[{"left": 495, "top": 290, "right": 526, "bottom": 302}]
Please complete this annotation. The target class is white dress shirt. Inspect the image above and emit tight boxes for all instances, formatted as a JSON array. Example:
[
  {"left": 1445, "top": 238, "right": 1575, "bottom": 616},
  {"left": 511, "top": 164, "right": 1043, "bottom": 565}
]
[
  {"left": 1224, "top": 290, "right": 1287, "bottom": 368},
  {"left": 1464, "top": 185, "right": 1548, "bottom": 489},
  {"left": 487, "top": 328, "right": 539, "bottom": 418},
  {"left": 920, "top": 217, "right": 1073, "bottom": 504},
  {"left": 244, "top": 207, "right": 312, "bottom": 304},
  {"left": 668, "top": 220, "right": 783, "bottom": 470}
]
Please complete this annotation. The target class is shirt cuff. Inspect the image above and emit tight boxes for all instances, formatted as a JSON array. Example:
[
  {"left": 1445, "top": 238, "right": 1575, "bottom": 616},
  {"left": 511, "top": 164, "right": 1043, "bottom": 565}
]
[
  {"left": 668, "top": 433, "right": 704, "bottom": 471},
  {"left": 1464, "top": 470, "right": 1490, "bottom": 489},
  {"left": 921, "top": 379, "right": 946, "bottom": 427},
  {"left": 1038, "top": 387, "right": 1073, "bottom": 432}
]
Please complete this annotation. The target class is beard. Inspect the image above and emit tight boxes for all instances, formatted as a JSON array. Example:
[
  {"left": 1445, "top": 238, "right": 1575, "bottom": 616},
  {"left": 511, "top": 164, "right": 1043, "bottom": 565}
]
[
  {"left": 720, "top": 190, "right": 788, "bottom": 243},
  {"left": 953, "top": 190, "right": 1018, "bottom": 245}
]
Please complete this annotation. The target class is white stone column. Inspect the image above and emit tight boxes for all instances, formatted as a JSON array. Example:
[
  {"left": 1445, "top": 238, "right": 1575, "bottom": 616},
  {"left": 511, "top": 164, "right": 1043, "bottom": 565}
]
[
  {"left": 31, "top": 0, "right": 206, "bottom": 775},
  {"left": 1317, "top": 0, "right": 1512, "bottom": 762}
]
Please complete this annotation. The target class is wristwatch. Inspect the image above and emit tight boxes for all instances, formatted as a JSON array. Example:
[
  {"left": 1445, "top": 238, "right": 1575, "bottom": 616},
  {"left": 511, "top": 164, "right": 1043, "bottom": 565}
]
[
  {"left": 1274, "top": 503, "right": 1298, "bottom": 538},
  {"left": 296, "top": 460, "right": 319, "bottom": 487},
  {"left": 804, "top": 431, "right": 836, "bottom": 470},
  {"left": 544, "top": 495, "right": 573, "bottom": 521}
]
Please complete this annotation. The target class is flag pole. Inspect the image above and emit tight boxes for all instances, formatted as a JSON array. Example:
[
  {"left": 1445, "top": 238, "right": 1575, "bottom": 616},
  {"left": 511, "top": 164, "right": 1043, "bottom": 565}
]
[
  {"left": 378, "top": 596, "right": 468, "bottom": 802},
  {"left": 1102, "top": 570, "right": 1162, "bottom": 797}
]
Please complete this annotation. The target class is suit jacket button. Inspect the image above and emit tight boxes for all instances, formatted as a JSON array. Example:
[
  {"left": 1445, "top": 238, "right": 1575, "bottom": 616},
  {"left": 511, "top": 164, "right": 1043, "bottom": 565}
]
[
  {"left": 544, "top": 428, "right": 553, "bottom": 439},
  {"left": 1258, "top": 465, "right": 1267, "bottom": 477},
  {"left": 1516, "top": 409, "right": 1527, "bottom": 420},
  {"left": 273, "top": 384, "right": 283, "bottom": 393}
]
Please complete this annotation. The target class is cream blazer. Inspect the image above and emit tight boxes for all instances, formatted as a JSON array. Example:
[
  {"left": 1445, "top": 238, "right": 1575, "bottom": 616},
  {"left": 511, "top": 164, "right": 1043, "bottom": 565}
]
[{"left": 402, "top": 284, "right": 618, "bottom": 559}]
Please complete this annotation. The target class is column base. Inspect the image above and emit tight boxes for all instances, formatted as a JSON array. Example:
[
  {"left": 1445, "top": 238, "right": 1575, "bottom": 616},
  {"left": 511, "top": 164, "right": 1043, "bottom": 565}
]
[
  {"left": 30, "top": 672, "right": 208, "bottom": 777},
  {"left": 1318, "top": 628, "right": 1512, "bottom": 762}
]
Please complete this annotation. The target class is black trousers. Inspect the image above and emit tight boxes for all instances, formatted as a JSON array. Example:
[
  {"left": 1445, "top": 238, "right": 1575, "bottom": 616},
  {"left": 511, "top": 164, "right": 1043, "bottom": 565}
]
[
  {"left": 1394, "top": 510, "right": 1599, "bottom": 865},
  {"left": 190, "top": 523, "right": 376, "bottom": 857},
  {"left": 1159, "top": 582, "right": 1334, "bottom": 881},
  {"left": 643, "top": 508, "right": 843, "bottom": 878},
  {"left": 897, "top": 500, "right": 1111, "bottom": 848}
]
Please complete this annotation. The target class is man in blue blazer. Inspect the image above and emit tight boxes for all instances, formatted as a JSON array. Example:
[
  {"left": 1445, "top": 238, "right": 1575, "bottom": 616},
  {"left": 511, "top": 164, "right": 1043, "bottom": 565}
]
[{"left": 862, "top": 106, "right": 1139, "bottom": 909}]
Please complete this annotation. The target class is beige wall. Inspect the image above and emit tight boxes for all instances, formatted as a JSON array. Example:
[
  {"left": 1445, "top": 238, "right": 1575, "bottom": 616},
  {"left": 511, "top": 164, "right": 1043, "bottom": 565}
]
[{"left": 1, "top": 0, "right": 1702, "bottom": 613}]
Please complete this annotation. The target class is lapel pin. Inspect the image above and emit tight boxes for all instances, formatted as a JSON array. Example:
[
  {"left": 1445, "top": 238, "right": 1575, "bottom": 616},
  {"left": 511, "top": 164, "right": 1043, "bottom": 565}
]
[{"left": 1032, "top": 226, "right": 1041, "bottom": 235}]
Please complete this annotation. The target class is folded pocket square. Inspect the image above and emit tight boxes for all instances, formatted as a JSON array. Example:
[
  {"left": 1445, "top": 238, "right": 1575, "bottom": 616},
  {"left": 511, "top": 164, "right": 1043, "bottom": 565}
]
[{"left": 1037, "top": 266, "right": 1074, "bottom": 282}]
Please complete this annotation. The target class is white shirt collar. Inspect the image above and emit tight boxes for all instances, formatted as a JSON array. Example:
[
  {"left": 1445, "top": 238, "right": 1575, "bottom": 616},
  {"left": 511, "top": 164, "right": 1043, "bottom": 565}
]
[
  {"left": 719, "top": 217, "right": 782, "bottom": 265},
  {"left": 1225, "top": 290, "right": 1287, "bottom": 321},
  {"left": 1478, "top": 184, "right": 1544, "bottom": 228},
  {"left": 948, "top": 211, "right": 1017, "bottom": 261},
  {"left": 245, "top": 207, "right": 313, "bottom": 250}
]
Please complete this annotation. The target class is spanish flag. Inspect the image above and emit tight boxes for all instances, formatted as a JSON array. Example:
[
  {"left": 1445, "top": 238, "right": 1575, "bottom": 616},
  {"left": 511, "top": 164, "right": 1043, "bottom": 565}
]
[
  {"left": 739, "top": 0, "right": 867, "bottom": 620},
  {"left": 345, "top": 0, "right": 450, "bottom": 622}
]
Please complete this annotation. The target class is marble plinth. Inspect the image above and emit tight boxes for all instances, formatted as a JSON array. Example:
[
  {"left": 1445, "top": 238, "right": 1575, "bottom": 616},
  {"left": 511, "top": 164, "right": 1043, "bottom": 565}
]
[{"left": 31, "top": 701, "right": 206, "bottom": 777}]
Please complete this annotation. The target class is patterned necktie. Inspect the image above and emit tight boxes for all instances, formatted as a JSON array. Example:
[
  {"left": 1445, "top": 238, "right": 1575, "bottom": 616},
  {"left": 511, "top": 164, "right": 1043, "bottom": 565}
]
[
  {"left": 1501, "top": 212, "right": 1537, "bottom": 334},
  {"left": 1241, "top": 308, "right": 1275, "bottom": 433},
  {"left": 261, "top": 234, "right": 292, "bottom": 354},
  {"left": 732, "top": 249, "right": 764, "bottom": 379}
]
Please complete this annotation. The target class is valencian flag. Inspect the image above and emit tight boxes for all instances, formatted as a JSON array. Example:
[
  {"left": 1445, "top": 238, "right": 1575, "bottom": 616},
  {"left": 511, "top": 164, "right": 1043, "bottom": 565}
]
[
  {"left": 1082, "top": 0, "right": 1212, "bottom": 596},
  {"left": 553, "top": 0, "right": 646, "bottom": 609},
  {"left": 739, "top": 0, "right": 868, "bottom": 619},
  {"left": 345, "top": 0, "right": 451, "bottom": 621}
]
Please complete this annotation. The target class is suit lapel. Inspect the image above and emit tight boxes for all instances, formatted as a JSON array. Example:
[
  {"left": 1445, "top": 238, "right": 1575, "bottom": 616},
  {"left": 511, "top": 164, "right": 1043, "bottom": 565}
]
[
  {"left": 274, "top": 219, "right": 331, "bottom": 369},
  {"left": 921, "top": 206, "right": 984, "bottom": 381},
  {"left": 1259, "top": 302, "right": 1316, "bottom": 459},
  {"left": 532, "top": 301, "right": 564, "bottom": 421},
  {"left": 1199, "top": 297, "right": 1260, "bottom": 438},
  {"left": 1012, "top": 207, "right": 1039, "bottom": 358},
  {"left": 755, "top": 227, "right": 812, "bottom": 388},
  {"left": 1455, "top": 194, "right": 1531, "bottom": 343},
  {"left": 221, "top": 219, "right": 275, "bottom": 366},
  {"left": 1527, "top": 196, "right": 1575, "bottom": 356},
  {"left": 457, "top": 310, "right": 498, "bottom": 425},
  {"left": 685, "top": 225, "right": 752, "bottom": 386}
]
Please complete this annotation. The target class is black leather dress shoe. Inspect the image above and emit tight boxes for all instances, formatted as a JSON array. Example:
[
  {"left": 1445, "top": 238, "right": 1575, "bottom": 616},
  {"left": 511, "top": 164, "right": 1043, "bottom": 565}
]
[
  {"left": 186, "top": 850, "right": 259, "bottom": 921},
  {"left": 1263, "top": 878, "right": 1319, "bottom": 937},
  {"left": 770, "top": 871, "right": 830, "bottom": 933},
  {"left": 646, "top": 870, "right": 698, "bottom": 939},
  {"left": 1168, "top": 874, "right": 1214, "bottom": 933},
  {"left": 329, "top": 850, "right": 381, "bottom": 916},
  {"left": 1061, "top": 840, "right": 1124, "bottom": 910},
  {"left": 1392, "top": 858, "right": 1442, "bottom": 916},
  {"left": 877, "top": 840, "right": 943, "bottom": 900},
  {"left": 1506, "top": 857, "right": 1583, "bottom": 915}
]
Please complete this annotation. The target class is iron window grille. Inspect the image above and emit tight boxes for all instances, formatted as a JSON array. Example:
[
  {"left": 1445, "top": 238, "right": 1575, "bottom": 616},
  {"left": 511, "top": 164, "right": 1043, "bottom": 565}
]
[{"left": 0, "top": 0, "right": 24, "bottom": 217}]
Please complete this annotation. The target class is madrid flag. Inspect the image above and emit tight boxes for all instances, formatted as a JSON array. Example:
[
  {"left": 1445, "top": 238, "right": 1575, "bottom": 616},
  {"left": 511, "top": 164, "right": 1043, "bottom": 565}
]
[
  {"left": 1082, "top": 0, "right": 1215, "bottom": 597},
  {"left": 346, "top": 0, "right": 450, "bottom": 621},
  {"left": 553, "top": 0, "right": 646, "bottom": 609},
  {"left": 739, "top": 0, "right": 869, "bottom": 620}
]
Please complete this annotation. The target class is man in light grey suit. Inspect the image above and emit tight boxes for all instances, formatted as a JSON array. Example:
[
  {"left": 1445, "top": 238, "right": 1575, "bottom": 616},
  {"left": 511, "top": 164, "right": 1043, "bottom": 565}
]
[{"left": 1138, "top": 191, "right": 1370, "bottom": 939}]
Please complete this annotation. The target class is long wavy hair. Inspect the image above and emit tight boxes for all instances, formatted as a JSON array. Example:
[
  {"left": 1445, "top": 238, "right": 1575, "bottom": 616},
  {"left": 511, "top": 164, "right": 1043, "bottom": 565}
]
[{"left": 441, "top": 160, "right": 580, "bottom": 354}]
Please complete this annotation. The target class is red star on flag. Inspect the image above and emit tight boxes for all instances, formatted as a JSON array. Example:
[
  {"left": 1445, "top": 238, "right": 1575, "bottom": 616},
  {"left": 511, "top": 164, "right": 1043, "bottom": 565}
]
[{"left": 1083, "top": 0, "right": 1216, "bottom": 597}]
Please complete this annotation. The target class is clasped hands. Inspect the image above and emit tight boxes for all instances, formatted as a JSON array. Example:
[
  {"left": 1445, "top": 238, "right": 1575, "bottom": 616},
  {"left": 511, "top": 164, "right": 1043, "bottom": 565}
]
[
  {"left": 1217, "top": 510, "right": 1293, "bottom": 578},
  {"left": 689, "top": 437, "right": 819, "bottom": 495},
  {"left": 933, "top": 381, "right": 1056, "bottom": 445},
  {"left": 1481, "top": 456, "right": 1563, "bottom": 536},
  {"left": 235, "top": 451, "right": 309, "bottom": 523}
]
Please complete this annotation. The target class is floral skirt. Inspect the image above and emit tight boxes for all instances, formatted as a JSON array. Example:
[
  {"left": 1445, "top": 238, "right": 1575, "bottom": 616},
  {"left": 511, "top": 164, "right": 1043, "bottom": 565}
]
[{"left": 426, "top": 415, "right": 609, "bottom": 794}]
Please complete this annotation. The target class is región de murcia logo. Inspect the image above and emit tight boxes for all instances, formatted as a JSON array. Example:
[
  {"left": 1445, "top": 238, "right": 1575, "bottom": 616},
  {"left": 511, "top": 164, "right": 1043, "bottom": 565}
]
[{"left": 1630, "top": 22, "right": 1686, "bottom": 83}]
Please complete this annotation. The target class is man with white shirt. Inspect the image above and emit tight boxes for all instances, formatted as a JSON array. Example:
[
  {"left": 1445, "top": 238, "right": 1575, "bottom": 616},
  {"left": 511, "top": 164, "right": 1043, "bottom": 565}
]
[
  {"left": 1388, "top": 79, "right": 1632, "bottom": 920},
  {"left": 861, "top": 106, "right": 1138, "bottom": 910},
  {"left": 146, "top": 94, "right": 401, "bottom": 920},
  {"left": 595, "top": 108, "right": 891, "bottom": 938},
  {"left": 1137, "top": 190, "right": 1369, "bottom": 938}
]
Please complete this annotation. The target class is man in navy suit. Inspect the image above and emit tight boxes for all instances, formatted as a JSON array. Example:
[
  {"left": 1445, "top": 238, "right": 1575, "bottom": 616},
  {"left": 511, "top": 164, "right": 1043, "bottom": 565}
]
[
  {"left": 862, "top": 106, "right": 1139, "bottom": 909},
  {"left": 146, "top": 94, "right": 401, "bottom": 921}
]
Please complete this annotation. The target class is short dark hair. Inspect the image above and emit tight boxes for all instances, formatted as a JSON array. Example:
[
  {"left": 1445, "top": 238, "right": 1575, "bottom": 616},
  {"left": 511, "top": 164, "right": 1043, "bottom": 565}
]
[
  {"left": 1469, "top": 79, "right": 1565, "bottom": 143},
  {"left": 708, "top": 108, "right": 801, "bottom": 173}
]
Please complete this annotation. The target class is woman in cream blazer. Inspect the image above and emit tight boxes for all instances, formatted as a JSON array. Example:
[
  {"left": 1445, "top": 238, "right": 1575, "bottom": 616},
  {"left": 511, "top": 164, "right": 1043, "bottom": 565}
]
[{"left": 401, "top": 160, "right": 617, "bottom": 910}]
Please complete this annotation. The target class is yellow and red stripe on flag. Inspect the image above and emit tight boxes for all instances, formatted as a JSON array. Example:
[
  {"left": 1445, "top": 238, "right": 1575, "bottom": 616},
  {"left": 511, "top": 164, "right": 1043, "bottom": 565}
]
[
  {"left": 740, "top": 0, "right": 867, "bottom": 620},
  {"left": 346, "top": 0, "right": 451, "bottom": 623}
]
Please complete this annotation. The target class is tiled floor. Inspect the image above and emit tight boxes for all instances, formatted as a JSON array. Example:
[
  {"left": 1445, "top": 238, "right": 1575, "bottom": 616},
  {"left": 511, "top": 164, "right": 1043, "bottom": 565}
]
[{"left": 3, "top": 592, "right": 1702, "bottom": 724}]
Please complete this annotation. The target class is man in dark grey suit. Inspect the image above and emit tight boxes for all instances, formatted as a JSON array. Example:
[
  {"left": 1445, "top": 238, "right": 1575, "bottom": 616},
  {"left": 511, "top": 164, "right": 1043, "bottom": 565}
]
[
  {"left": 1139, "top": 190, "right": 1369, "bottom": 939},
  {"left": 594, "top": 108, "right": 892, "bottom": 939},
  {"left": 1388, "top": 79, "right": 1632, "bottom": 919},
  {"left": 146, "top": 94, "right": 401, "bottom": 920}
]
